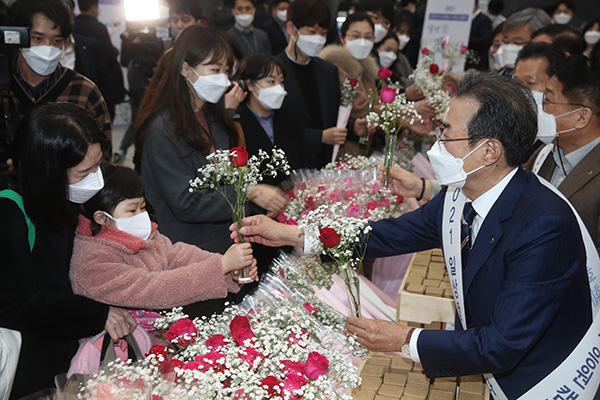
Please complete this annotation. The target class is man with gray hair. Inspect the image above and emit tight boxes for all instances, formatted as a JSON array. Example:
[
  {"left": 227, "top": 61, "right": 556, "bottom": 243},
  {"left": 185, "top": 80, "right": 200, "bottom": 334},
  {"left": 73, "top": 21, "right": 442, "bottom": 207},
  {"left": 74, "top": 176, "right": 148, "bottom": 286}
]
[{"left": 497, "top": 7, "right": 552, "bottom": 75}]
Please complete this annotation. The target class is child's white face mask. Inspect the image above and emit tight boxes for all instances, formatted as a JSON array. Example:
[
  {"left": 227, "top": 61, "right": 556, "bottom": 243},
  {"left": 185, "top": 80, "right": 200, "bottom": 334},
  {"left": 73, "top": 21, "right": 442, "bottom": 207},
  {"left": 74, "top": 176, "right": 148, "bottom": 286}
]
[{"left": 103, "top": 211, "right": 151, "bottom": 240}]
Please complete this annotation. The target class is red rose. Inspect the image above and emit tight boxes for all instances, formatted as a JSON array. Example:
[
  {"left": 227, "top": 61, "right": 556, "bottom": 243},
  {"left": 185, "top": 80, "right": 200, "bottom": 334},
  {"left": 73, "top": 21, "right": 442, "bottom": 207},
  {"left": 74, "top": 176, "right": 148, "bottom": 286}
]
[
  {"left": 287, "top": 218, "right": 298, "bottom": 225},
  {"left": 230, "top": 315, "right": 251, "bottom": 333},
  {"left": 349, "top": 78, "right": 359, "bottom": 88},
  {"left": 379, "top": 198, "right": 391, "bottom": 209},
  {"left": 460, "top": 45, "right": 468, "bottom": 54},
  {"left": 260, "top": 375, "right": 282, "bottom": 397},
  {"left": 303, "top": 352, "right": 329, "bottom": 380},
  {"left": 287, "top": 329, "right": 310, "bottom": 347},
  {"left": 229, "top": 147, "right": 249, "bottom": 167},
  {"left": 283, "top": 373, "right": 309, "bottom": 399},
  {"left": 165, "top": 318, "right": 197, "bottom": 347},
  {"left": 441, "top": 39, "right": 449, "bottom": 47},
  {"left": 195, "top": 352, "right": 227, "bottom": 373},
  {"left": 422, "top": 47, "right": 430, "bottom": 55},
  {"left": 344, "top": 190, "right": 355, "bottom": 200},
  {"left": 287, "top": 189, "right": 296, "bottom": 201},
  {"left": 303, "top": 301, "right": 318, "bottom": 316},
  {"left": 429, "top": 63, "right": 440, "bottom": 74},
  {"left": 319, "top": 227, "right": 340, "bottom": 248},
  {"left": 396, "top": 195, "right": 404, "bottom": 204},
  {"left": 378, "top": 66, "right": 393, "bottom": 80},
  {"left": 281, "top": 360, "right": 305, "bottom": 375},
  {"left": 305, "top": 196, "right": 316, "bottom": 211},
  {"left": 206, "top": 334, "right": 228, "bottom": 350},
  {"left": 232, "top": 327, "right": 256, "bottom": 346},
  {"left": 146, "top": 345, "right": 169, "bottom": 361},
  {"left": 367, "top": 200, "right": 378, "bottom": 210},
  {"left": 380, "top": 87, "right": 396, "bottom": 104}
]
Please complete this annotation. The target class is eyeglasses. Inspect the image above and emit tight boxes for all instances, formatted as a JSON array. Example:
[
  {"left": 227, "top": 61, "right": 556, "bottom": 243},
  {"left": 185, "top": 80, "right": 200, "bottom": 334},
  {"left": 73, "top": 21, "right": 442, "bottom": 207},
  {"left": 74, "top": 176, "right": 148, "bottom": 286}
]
[
  {"left": 542, "top": 92, "right": 587, "bottom": 108},
  {"left": 435, "top": 126, "right": 470, "bottom": 143}
]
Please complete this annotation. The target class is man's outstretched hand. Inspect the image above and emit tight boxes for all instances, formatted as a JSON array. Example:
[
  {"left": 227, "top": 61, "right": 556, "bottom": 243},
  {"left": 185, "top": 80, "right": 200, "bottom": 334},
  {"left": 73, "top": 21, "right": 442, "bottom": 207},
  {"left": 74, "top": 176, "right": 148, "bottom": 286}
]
[{"left": 229, "top": 215, "right": 305, "bottom": 248}]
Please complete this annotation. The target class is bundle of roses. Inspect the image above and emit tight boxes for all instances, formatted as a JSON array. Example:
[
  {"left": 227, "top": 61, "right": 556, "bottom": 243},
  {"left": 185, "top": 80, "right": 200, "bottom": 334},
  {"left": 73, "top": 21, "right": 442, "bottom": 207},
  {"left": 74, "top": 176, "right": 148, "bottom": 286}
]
[
  {"left": 408, "top": 43, "right": 451, "bottom": 120},
  {"left": 80, "top": 302, "right": 359, "bottom": 400},
  {"left": 340, "top": 77, "right": 359, "bottom": 108},
  {"left": 279, "top": 169, "right": 406, "bottom": 225},
  {"left": 440, "top": 37, "right": 478, "bottom": 72}
]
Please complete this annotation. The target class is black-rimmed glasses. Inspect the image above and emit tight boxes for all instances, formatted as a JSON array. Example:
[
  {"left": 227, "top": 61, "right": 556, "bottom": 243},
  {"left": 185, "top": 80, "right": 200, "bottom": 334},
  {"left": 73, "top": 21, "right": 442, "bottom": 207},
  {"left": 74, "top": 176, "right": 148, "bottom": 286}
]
[{"left": 435, "top": 126, "right": 470, "bottom": 143}]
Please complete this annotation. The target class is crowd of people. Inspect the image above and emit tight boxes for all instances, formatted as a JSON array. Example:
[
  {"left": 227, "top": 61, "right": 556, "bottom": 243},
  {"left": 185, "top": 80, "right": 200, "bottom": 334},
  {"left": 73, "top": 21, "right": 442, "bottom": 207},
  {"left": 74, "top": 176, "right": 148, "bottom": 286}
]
[{"left": 0, "top": 0, "right": 599, "bottom": 398}]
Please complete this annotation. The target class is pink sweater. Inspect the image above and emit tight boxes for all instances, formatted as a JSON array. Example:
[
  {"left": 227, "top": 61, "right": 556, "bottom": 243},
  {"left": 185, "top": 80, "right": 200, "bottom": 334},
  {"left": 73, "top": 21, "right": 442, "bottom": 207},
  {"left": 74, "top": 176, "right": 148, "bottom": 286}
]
[{"left": 70, "top": 215, "right": 240, "bottom": 310}]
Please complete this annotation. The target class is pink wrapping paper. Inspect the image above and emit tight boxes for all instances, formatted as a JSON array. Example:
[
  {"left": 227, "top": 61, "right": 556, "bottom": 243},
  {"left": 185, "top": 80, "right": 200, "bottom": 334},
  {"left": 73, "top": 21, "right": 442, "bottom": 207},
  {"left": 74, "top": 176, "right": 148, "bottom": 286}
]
[{"left": 331, "top": 104, "right": 353, "bottom": 163}]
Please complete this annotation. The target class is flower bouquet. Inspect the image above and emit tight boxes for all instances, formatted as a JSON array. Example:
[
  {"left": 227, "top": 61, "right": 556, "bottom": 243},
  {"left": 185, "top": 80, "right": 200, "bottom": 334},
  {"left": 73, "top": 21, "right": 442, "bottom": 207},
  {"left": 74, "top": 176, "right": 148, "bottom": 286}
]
[
  {"left": 190, "top": 147, "right": 290, "bottom": 283},
  {"left": 366, "top": 88, "right": 421, "bottom": 195},
  {"left": 332, "top": 77, "right": 359, "bottom": 163},
  {"left": 297, "top": 204, "right": 373, "bottom": 356}
]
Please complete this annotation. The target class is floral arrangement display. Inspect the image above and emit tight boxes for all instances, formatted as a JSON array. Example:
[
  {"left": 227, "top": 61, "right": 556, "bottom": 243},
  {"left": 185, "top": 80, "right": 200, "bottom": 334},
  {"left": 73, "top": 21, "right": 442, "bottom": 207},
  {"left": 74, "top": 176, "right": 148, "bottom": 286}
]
[
  {"left": 277, "top": 168, "right": 407, "bottom": 226},
  {"left": 332, "top": 77, "right": 360, "bottom": 162},
  {"left": 439, "top": 37, "right": 475, "bottom": 72},
  {"left": 409, "top": 43, "right": 452, "bottom": 121},
  {"left": 366, "top": 86, "right": 421, "bottom": 195},
  {"left": 190, "top": 147, "right": 290, "bottom": 283},
  {"left": 296, "top": 203, "right": 372, "bottom": 357},
  {"left": 78, "top": 269, "right": 360, "bottom": 400}
]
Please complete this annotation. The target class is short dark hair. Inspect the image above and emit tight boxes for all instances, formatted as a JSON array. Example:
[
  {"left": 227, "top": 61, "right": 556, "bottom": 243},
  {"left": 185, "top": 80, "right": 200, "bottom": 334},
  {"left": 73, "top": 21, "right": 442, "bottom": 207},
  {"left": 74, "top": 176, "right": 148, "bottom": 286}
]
[
  {"left": 9, "top": 0, "right": 73, "bottom": 38},
  {"left": 583, "top": 20, "right": 600, "bottom": 35},
  {"left": 77, "top": 0, "right": 98, "bottom": 13},
  {"left": 287, "top": 0, "right": 330, "bottom": 30},
  {"left": 552, "top": 0, "right": 575, "bottom": 13},
  {"left": 82, "top": 163, "right": 145, "bottom": 235},
  {"left": 516, "top": 42, "right": 567, "bottom": 78},
  {"left": 492, "top": 21, "right": 504, "bottom": 39},
  {"left": 12, "top": 103, "right": 107, "bottom": 231},
  {"left": 375, "top": 31, "right": 398, "bottom": 50},
  {"left": 355, "top": 0, "right": 394, "bottom": 24},
  {"left": 455, "top": 71, "right": 537, "bottom": 167},
  {"left": 236, "top": 53, "right": 286, "bottom": 81},
  {"left": 225, "top": 0, "right": 256, "bottom": 9},
  {"left": 341, "top": 12, "right": 374, "bottom": 38},
  {"left": 532, "top": 24, "right": 585, "bottom": 55},
  {"left": 168, "top": 0, "right": 203, "bottom": 19},
  {"left": 554, "top": 53, "right": 600, "bottom": 124},
  {"left": 399, "top": 0, "right": 416, "bottom": 7},
  {"left": 392, "top": 12, "right": 413, "bottom": 34},
  {"left": 488, "top": 0, "right": 504, "bottom": 16}
]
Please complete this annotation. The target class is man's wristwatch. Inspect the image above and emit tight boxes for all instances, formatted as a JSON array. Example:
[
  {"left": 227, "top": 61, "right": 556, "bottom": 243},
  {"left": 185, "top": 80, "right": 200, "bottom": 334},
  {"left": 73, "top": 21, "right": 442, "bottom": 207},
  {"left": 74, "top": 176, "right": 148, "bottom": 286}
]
[{"left": 401, "top": 328, "right": 416, "bottom": 358}]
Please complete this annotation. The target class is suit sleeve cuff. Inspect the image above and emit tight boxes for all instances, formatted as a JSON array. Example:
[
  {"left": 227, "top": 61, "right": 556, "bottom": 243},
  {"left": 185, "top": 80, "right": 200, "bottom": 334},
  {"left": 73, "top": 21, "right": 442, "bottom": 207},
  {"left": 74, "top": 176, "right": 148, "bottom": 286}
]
[{"left": 410, "top": 328, "right": 423, "bottom": 363}]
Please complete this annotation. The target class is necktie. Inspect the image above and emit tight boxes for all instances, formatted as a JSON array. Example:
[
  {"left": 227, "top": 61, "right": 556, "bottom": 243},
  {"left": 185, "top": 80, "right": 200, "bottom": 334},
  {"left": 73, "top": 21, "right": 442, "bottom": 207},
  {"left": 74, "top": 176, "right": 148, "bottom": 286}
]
[{"left": 461, "top": 202, "right": 477, "bottom": 269}]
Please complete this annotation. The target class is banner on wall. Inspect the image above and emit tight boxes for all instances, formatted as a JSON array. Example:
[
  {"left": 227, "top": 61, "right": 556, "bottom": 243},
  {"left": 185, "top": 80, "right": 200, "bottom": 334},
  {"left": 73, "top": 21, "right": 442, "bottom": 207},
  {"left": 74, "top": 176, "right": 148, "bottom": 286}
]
[{"left": 420, "top": 0, "right": 475, "bottom": 72}]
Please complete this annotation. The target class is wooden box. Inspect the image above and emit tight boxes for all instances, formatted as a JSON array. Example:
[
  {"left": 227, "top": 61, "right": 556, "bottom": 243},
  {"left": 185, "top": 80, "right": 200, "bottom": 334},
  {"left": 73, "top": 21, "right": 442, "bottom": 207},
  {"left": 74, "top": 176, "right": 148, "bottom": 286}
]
[{"left": 397, "top": 249, "right": 456, "bottom": 325}]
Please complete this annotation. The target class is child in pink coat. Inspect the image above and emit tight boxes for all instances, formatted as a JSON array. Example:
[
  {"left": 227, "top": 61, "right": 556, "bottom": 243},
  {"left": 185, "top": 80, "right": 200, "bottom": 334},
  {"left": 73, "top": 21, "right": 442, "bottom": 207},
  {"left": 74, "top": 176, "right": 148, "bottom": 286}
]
[{"left": 70, "top": 164, "right": 257, "bottom": 326}]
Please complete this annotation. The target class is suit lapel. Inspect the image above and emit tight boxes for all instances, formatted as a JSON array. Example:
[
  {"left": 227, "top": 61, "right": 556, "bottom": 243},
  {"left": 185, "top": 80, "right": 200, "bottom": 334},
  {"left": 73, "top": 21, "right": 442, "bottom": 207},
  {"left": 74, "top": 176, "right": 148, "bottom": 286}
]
[
  {"left": 557, "top": 143, "right": 600, "bottom": 199},
  {"left": 462, "top": 169, "right": 527, "bottom": 297}
]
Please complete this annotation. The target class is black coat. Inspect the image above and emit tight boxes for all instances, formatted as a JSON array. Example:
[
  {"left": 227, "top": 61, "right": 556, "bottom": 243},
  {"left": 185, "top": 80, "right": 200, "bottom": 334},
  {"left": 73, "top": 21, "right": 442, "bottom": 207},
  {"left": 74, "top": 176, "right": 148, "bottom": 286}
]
[
  {"left": 239, "top": 103, "right": 317, "bottom": 184},
  {"left": 262, "top": 16, "right": 288, "bottom": 56},
  {"left": 0, "top": 197, "right": 108, "bottom": 399},
  {"left": 72, "top": 33, "right": 114, "bottom": 107},
  {"left": 466, "top": 12, "right": 493, "bottom": 71},
  {"left": 277, "top": 52, "right": 340, "bottom": 168}
]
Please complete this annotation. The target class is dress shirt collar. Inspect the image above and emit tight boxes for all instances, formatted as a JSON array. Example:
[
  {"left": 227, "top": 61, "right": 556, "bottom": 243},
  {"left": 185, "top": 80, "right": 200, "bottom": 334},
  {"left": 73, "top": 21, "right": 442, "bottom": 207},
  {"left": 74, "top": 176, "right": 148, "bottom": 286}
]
[
  {"left": 468, "top": 167, "right": 518, "bottom": 224},
  {"left": 247, "top": 104, "right": 274, "bottom": 121}
]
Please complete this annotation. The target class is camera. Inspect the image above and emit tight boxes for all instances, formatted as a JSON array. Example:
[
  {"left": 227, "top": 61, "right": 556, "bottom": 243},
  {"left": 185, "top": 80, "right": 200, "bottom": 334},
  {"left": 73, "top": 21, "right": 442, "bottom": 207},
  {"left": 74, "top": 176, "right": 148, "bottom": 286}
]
[{"left": 228, "top": 79, "right": 248, "bottom": 93}]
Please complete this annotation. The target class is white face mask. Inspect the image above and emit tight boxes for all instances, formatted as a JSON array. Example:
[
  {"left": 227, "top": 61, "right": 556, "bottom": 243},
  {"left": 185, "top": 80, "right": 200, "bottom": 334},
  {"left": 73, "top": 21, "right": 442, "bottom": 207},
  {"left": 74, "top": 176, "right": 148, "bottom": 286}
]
[
  {"left": 294, "top": 29, "right": 326, "bottom": 57},
  {"left": 345, "top": 38, "right": 374, "bottom": 60},
  {"left": 254, "top": 82, "right": 287, "bottom": 110},
  {"left": 235, "top": 13, "right": 254, "bottom": 28},
  {"left": 188, "top": 68, "right": 231, "bottom": 104},
  {"left": 104, "top": 211, "right": 151, "bottom": 241},
  {"left": 276, "top": 10, "right": 287, "bottom": 22},
  {"left": 21, "top": 45, "right": 63, "bottom": 76},
  {"left": 427, "top": 139, "right": 489, "bottom": 188},
  {"left": 397, "top": 34, "right": 410, "bottom": 50},
  {"left": 378, "top": 51, "right": 397, "bottom": 68},
  {"left": 584, "top": 31, "right": 600, "bottom": 45},
  {"left": 499, "top": 43, "right": 522, "bottom": 69},
  {"left": 536, "top": 107, "right": 582, "bottom": 144},
  {"left": 531, "top": 90, "right": 544, "bottom": 107},
  {"left": 553, "top": 12, "right": 572, "bottom": 24},
  {"left": 490, "top": 48, "right": 503, "bottom": 71},
  {"left": 373, "top": 23, "right": 388, "bottom": 43},
  {"left": 68, "top": 168, "right": 104, "bottom": 204}
]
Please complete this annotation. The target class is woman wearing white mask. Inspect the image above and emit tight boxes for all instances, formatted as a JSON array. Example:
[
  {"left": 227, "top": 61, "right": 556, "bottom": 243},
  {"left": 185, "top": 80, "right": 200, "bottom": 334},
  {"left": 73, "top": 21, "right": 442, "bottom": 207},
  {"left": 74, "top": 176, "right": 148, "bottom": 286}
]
[
  {"left": 70, "top": 164, "right": 257, "bottom": 324},
  {"left": 582, "top": 20, "right": 600, "bottom": 58},
  {"left": 319, "top": 12, "right": 378, "bottom": 156},
  {"left": 135, "top": 26, "right": 287, "bottom": 264},
  {"left": 236, "top": 54, "right": 316, "bottom": 177},
  {"left": 0, "top": 103, "right": 137, "bottom": 399}
]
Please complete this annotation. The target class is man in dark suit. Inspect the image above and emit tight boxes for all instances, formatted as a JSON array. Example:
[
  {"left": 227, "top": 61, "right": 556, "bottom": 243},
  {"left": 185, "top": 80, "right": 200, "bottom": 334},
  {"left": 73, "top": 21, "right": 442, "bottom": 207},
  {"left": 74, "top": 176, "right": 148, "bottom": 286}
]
[
  {"left": 465, "top": 1, "right": 492, "bottom": 71},
  {"left": 232, "top": 72, "right": 594, "bottom": 399},
  {"left": 523, "top": 54, "right": 600, "bottom": 252},
  {"left": 261, "top": 0, "right": 290, "bottom": 55},
  {"left": 74, "top": 0, "right": 123, "bottom": 120}
]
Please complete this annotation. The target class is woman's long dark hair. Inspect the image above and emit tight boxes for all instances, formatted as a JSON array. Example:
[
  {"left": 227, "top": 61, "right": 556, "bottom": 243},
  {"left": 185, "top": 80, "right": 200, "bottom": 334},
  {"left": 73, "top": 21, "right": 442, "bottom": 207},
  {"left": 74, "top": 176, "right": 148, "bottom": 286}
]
[
  {"left": 12, "top": 102, "right": 107, "bottom": 231},
  {"left": 135, "top": 26, "right": 239, "bottom": 155}
]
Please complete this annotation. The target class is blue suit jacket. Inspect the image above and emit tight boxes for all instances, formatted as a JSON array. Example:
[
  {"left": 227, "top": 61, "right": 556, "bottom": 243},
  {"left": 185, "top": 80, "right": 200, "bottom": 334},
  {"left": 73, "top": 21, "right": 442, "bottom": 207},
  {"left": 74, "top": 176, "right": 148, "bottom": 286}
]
[{"left": 366, "top": 168, "right": 591, "bottom": 399}]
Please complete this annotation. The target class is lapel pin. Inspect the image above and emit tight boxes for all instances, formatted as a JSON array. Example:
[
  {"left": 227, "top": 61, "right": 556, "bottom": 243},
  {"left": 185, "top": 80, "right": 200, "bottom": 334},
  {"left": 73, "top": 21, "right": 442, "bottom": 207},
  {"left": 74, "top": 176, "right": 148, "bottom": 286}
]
[
  {"left": 588, "top": 170, "right": 593, "bottom": 176},
  {"left": 490, "top": 237, "right": 495, "bottom": 244}
]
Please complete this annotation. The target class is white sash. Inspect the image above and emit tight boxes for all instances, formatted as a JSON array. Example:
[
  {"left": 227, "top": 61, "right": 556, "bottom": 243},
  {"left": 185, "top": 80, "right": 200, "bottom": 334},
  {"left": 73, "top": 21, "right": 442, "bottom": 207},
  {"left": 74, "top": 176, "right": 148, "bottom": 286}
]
[
  {"left": 442, "top": 177, "right": 600, "bottom": 400},
  {"left": 0, "top": 328, "right": 21, "bottom": 400},
  {"left": 531, "top": 143, "right": 554, "bottom": 175}
]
